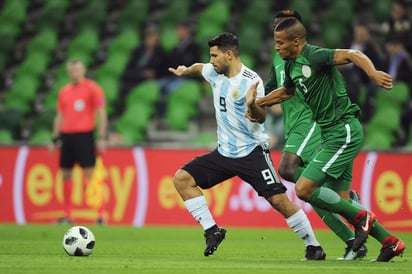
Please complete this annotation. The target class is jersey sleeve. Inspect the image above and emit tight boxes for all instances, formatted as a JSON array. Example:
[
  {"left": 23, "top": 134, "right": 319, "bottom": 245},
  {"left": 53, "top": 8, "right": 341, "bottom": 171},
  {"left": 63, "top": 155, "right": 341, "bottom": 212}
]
[
  {"left": 201, "top": 63, "right": 217, "bottom": 83},
  {"left": 91, "top": 81, "right": 106, "bottom": 108},
  {"left": 311, "top": 46, "right": 335, "bottom": 66},
  {"left": 255, "top": 77, "right": 265, "bottom": 99}
]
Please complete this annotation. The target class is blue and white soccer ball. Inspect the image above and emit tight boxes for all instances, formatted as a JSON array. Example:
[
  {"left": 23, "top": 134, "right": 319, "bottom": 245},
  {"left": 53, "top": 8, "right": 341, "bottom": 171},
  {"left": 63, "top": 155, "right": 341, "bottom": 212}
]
[{"left": 62, "top": 226, "right": 96, "bottom": 256}]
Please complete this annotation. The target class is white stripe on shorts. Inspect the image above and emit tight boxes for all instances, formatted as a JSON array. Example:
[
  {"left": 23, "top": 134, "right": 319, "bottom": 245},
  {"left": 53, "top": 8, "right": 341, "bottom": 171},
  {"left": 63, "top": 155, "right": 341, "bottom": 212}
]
[
  {"left": 321, "top": 123, "right": 351, "bottom": 172},
  {"left": 296, "top": 122, "right": 317, "bottom": 157}
]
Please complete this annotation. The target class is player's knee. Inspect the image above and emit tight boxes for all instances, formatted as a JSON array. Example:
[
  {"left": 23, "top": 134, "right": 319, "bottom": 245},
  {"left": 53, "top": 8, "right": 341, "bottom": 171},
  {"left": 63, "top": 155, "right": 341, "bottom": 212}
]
[
  {"left": 173, "top": 169, "right": 193, "bottom": 191},
  {"left": 278, "top": 164, "right": 295, "bottom": 182},
  {"left": 295, "top": 183, "right": 311, "bottom": 201}
]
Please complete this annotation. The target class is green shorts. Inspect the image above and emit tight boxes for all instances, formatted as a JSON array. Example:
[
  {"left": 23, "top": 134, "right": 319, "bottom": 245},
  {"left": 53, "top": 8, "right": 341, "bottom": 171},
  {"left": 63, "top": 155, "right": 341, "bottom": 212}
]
[
  {"left": 283, "top": 121, "right": 321, "bottom": 166},
  {"left": 302, "top": 117, "right": 363, "bottom": 191}
]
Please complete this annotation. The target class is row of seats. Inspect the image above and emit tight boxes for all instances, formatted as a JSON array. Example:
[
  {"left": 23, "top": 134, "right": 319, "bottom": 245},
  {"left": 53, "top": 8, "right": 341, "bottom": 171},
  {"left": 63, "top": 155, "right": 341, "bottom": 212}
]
[{"left": 0, "top": 0, "right": 403, "bottom": 148}]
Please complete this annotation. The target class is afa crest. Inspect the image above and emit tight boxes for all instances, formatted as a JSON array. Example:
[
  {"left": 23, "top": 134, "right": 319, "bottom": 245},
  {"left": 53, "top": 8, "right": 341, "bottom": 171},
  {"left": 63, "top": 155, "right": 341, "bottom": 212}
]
[{"left": 232, "top": 89, "right": 239, "bottom": 99}]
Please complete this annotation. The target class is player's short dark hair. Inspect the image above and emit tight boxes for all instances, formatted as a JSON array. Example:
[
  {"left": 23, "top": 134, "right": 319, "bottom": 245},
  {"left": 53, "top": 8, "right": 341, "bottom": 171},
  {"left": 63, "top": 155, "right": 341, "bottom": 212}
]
[
  {"left": 274, "top": 17, "right": 306, "bottom": 41},
  {"left": 208, "top": 32, "right": 240, "bottom": 56}
]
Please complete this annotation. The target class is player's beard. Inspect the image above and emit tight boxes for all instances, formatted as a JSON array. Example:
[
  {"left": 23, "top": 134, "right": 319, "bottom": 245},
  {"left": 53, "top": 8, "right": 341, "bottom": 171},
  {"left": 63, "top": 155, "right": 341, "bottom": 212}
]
[{"left": 214, "top": 64, "right": 229, "bottom": 76}]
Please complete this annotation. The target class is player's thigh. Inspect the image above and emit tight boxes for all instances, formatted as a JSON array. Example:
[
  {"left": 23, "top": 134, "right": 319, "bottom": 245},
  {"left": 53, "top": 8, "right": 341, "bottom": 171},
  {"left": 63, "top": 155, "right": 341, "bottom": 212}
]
[
  {"left": 181, "top": 149, "right": 234, "bottom": 189},
  {"left": 303, "top": 119, "right": 363, "bottom": 184},
  {"left": 236, "top": 146, "right": 286, "bottom": 199},
  {"left": 60, "top": 134, "right": 76, "bottom": 169},
  {"left": 74, "top": 132, "right": 96, "bottom": 168},
  {"left": 283, "top": 123, "right": 321, "bottom": 165}
]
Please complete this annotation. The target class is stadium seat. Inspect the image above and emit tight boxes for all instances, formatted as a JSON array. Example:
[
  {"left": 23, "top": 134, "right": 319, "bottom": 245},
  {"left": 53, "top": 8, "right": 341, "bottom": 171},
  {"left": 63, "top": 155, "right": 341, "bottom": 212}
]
[
  {"left": 0, "top": 107, "right": 24, "bottom": 139},
  {"left": 14, "top": 52, "right": 52, "bottom": 79},
  {"left": 26, "top": 29, "right": 59, "bottom": 56},
  {"left": 5, "top": 74, "right": 40, "bottom": 103},
  {"left": 29, "top": 129, "right": 53, "bottom": 145},
  {"left": 126, "top": 80, "right": 161, "bottom": 108},
  {"left": 96, "top": 77, "right": 119, "bottom": 116},
  {"left": 160, "top": 26, "right": 178, "bottom": 53},
  {"left": 67, "top": 28, "right": 100, "bottom": 56},
  {"left": 363, "top": 130, "right": 394, "bottom": 150},
  {"left": 170, "top": 80, "right": 202, "bottom": 106},
  {"left": 76, "top": 0, "right": 108, "bottom": 31},
  {"left": 114, "top": 103, "right": 153, "bottom": 141},
  {"left": 107, "top": 29, "right": 140, "bottom": 57},
  {"left": 95, "top": 52, "right": 131, "bottom": 80},
  {"left": 376, "top": 82, "right": 410, "bottom": 107},
  {"left": 373, "top": 0, "right": 392, "bottom": 22},
  {"left": 0, "top": 0, "right": 29, "bottom": 26},
  {"left": 117, "top": 1, "right": 150, "bottom": 32},
  {"left": 0, "top": 129, "right": 13, "bottom": 144},
  {"left": 165, "top": 101, "right": 194, "bottom": 131},
  {"left": 31, "top": 110, "right": 56, "bottom": 135},
  {"left": 36, "top": 0, "right": 70, "bottom": 31}
]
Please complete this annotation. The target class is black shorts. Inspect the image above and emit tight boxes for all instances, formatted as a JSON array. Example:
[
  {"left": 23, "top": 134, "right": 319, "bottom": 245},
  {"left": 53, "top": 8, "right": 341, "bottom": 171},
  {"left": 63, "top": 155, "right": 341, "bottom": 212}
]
[
  {"left": 182, "top": 145, "right": 287, "bottom": 199},
  {"left": 60, "top": 131, "right": 96, "bottom": 169}
]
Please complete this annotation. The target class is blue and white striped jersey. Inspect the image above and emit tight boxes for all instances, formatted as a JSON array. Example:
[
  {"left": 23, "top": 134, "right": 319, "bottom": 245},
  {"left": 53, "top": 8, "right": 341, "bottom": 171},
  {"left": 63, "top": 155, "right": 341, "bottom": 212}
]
[{"left": 202, "top": 63, "right": 269, "bottom": 158}]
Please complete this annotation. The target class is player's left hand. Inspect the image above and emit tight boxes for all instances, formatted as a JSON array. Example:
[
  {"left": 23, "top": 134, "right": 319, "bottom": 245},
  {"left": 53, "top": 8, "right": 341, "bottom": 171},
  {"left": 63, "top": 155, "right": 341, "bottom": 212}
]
[
  {"left": 371, "top": 70, "right": 393, "bottom": 90},
  {"left": 246, "top": 82, "right": 258, "bottom": 108}
]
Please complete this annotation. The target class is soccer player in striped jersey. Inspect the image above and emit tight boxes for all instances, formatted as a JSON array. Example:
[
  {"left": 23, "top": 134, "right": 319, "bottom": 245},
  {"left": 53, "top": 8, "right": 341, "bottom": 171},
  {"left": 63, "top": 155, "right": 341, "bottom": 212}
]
[
  {"left": 169, "top": 32, "right": 325, "bottom": 260},
  {"left": 265, "top": 10, "right": 367, "bottom": 260},
  {"left": 246, "top": 17, "right": 405, "bottom": 262}
]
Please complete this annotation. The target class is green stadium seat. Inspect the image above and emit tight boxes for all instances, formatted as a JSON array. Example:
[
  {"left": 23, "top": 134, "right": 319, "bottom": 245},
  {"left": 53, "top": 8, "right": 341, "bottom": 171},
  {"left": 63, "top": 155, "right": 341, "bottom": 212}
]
[
  {"left": 29, "top": 129, "right": 53, "bottom": 145},
  {"left": 363, "top": 130, "right": 394, "bottom": 150},
  {"left": 171, "top": 80, "right": 202, "bottom": 106},
  {"left": 373, "top": 0, "right": 392, "bottom": 22},
  {"left": 0, "top": 129, "right": 13, "bottom": 144},
  {"left": 5, "top": 74, "right": 41, "bottom": 102},
  {"left": 107, "top": 29, "right": 140, "bottom": 57},
  {"left": 165, "top": 101, "right": 194, "bottom": 131},
  {"left": 14, "top": 52, "right": 52, "bottom": 79},
  {"left": 67, "top": 29, "right": 99, "bottom": 55},
  {"left": 95, "top": 52, "right": 131, "bottom": 80},
  {"left": 76, "top": 0, "right": 108, "bottom": 31},
  {"left": 160, "top": 26, "right": 178, "bottom": 53},
  {"left": 114, "top": 103, "right": 153, "bottom": 139},
  {"left": 31, "top": 110, "right": 55, "bottom": 135},
  {"left": 376, "top": 82, "right": 410, "bottom": 107},
  {"left": 117, "top": 1, "right": 150, "bottom": 32},
  {"left": 0, "top": 108, "right": 24, "bottom": 133},
  {"left": 36, "top": 0, "right": 70, "bottom": 31},
  {"left": 3, "top": 95, "right": 32, "bottom": 115},
  {"left": 26, "top": 29, "right": 59, "bottom": 55},
  {"left": 126, "top": 80, "right": 161, "bottom": 108},
  {"left": 0, "top": 0, "right": 29, "bottom": 25}
]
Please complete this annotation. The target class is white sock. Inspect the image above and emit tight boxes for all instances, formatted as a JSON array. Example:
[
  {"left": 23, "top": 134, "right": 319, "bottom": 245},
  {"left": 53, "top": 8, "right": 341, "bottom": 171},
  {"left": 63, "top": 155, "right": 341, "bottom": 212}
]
[
  {"left": 183, "top": 196, "right": 216, "bottom": 230},
  {"left": 286, "top": 209, "right": 320, "bottom": 247}
]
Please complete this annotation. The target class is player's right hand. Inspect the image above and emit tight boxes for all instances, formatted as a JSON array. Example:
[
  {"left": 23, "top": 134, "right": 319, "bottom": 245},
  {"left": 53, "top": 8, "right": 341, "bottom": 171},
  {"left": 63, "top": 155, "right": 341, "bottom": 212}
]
[{"left": 168, "top": 66, "right": 188, "bottom": 76}]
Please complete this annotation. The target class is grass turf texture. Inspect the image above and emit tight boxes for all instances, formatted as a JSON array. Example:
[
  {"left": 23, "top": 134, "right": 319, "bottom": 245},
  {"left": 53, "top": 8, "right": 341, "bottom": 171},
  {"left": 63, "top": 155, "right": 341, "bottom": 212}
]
[{"left": 0, "top": 224, "right": 410, "bottom": 274}]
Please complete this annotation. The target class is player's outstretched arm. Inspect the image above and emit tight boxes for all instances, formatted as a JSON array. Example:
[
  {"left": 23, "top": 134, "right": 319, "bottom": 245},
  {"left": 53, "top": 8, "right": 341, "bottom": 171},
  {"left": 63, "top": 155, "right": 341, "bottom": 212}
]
[
  {"left": 168, "top": 63, "right": 203, "bottom": 78},
  {"left": 255, "top": 86, "right": 294, "bottom": 107},
  {"left": 334, "top": 49, "right": 393, "bottom": 90}
]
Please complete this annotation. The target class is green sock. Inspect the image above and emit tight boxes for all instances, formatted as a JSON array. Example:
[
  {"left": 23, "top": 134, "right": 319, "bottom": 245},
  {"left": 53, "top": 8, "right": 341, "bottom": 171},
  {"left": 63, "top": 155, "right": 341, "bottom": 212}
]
[
  {"left": 369, "top": 221, "right": 391, "bottom": 242},
  {"left": 308, "top": 187, "right": 359, "bottom": 221},
  {"left": 313, "top": 205, "right": 354, "bottom": 242}
]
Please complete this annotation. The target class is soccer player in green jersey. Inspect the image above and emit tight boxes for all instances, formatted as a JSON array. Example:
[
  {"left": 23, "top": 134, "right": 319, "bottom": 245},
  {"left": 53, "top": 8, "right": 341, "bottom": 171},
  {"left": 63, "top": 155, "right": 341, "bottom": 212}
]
[
  {"left": 246, "top": 17, "right": 405, "bottom": 262},
  {"left": 263, "top": 10, "right": 367, "bottom": 260}
]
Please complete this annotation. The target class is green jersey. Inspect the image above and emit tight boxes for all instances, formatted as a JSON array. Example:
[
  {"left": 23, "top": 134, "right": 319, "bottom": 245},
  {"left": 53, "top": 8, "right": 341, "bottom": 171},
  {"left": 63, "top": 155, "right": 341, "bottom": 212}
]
[
  {"left": 283, "top": 44, "right": 360, "bottom": 128},
  {"left": 265, "top": 52, "right": 313, "bottom": 138}
]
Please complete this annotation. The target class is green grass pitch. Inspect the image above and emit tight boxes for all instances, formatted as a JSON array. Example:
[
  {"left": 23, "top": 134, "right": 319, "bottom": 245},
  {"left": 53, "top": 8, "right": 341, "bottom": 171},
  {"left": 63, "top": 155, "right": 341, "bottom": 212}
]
[{"left": 0, "top": 224, "right": 410, "bottom": 274}]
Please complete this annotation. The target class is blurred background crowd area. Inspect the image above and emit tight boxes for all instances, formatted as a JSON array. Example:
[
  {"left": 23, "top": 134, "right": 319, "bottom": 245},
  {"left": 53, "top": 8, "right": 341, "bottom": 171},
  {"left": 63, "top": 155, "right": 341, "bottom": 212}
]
[{"left": 0, "top": 0, "right": 412, "bottom": 150}]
